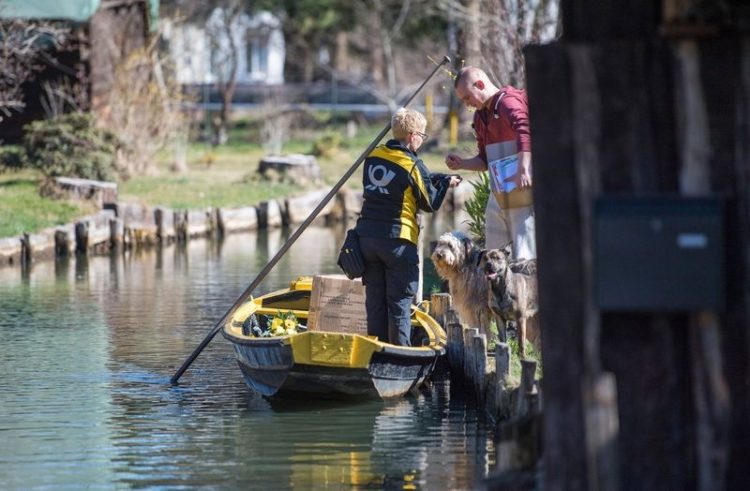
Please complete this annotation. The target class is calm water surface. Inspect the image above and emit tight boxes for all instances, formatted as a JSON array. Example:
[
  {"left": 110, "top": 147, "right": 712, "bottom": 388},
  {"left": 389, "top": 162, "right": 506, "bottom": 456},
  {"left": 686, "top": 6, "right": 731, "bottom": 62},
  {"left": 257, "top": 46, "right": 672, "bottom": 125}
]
[{"left": 0, "top": 225, "right": 493, "bottom": 490}]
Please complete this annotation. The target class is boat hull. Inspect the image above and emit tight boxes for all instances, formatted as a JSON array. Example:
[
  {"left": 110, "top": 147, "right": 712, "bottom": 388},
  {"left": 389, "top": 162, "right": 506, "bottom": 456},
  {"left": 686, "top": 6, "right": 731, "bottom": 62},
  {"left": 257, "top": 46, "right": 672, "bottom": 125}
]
[
  {"left": 230, "top": 339, "right": 439, "bottom": 399},
  {"left": 221, "top": 278, "right": 447, "bottom": 400}
]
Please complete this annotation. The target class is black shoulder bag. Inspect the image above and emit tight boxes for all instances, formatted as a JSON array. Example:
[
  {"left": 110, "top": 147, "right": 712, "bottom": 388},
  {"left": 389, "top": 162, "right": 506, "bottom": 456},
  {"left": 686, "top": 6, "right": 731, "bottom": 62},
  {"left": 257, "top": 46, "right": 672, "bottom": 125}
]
[{"left": 337, "top": 229, "right": 365, "bottom": 279}]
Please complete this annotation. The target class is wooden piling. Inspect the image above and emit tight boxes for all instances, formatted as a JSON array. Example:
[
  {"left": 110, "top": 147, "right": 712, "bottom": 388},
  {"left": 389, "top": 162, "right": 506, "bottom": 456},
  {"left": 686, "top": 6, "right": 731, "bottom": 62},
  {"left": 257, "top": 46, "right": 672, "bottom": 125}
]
[
  {"left": 54, "top": 229, "right": 72, "bottom": 257},
  {"left": 110, "top": 218, "right": 124, "bottom": 250},
  {"left": 75, "top": 221, "right": 89, "bottom": 253},
  {"left": 429, "top": 293, "right": 452, "bottom": 328},
  {"left": 447, "top": 319, "right": 464, "bottom": 377},
  {"left": 472, "top": 333, "right": 487, "bottom": 402},
  {"left": 515, "top": 360, "right": 538, "bottom": 417},
  {"left": 154, "top": 207, "right": 176, "bottom": 243}
]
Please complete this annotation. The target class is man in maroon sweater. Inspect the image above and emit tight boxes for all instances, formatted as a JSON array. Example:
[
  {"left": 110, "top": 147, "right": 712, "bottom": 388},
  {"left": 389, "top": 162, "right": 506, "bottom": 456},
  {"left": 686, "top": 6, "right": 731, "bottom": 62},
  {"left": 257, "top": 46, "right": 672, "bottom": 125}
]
[{"left": 445, "top": 66, "right": 536, "bottom": 259}]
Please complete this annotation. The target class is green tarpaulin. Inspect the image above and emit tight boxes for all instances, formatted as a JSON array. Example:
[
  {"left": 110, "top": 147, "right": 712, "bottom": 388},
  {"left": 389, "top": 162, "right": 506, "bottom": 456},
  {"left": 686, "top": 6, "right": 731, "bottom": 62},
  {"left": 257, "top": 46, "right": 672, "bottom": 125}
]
[{"left": 1, "top": 0, "right": 159, "bottom": 29}]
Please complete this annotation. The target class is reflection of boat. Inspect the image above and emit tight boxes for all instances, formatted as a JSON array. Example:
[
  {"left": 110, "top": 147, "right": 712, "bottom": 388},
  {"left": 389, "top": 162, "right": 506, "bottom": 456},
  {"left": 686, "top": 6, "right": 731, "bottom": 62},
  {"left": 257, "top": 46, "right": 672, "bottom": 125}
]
[{"left": 221, "top": 277, "right": 446, "bottom": 399}]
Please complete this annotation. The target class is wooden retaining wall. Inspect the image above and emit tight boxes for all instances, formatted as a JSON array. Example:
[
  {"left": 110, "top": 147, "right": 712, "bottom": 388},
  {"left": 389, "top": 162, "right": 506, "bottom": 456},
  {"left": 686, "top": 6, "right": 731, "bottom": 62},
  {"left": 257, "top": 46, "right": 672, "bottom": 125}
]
[
  {"left": 1, "top": 181, "right": 470, "bottom": 269},
  {"left": 430, "top": 292, "right": 543, "bottom": 487}
]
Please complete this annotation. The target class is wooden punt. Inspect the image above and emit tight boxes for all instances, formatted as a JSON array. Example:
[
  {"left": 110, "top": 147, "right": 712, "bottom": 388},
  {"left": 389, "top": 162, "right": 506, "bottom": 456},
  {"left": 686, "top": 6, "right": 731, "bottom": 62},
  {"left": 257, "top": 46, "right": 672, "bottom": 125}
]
[{"left": 221, "top": 276, "right": 447, "bottom": 399}]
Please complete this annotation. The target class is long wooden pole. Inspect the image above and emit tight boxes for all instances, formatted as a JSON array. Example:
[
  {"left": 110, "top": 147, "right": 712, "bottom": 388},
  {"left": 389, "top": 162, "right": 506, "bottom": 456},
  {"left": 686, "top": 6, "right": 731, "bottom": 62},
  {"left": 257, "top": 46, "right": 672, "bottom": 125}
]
[{"left": 170, "top": 56, "right": 452, "bottom": 384}]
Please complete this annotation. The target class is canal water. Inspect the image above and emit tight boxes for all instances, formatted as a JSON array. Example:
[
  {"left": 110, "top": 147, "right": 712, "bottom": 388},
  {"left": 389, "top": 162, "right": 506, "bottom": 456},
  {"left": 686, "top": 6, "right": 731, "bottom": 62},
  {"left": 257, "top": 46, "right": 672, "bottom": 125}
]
[{"left": 0, "top": 224, "right": 493, "bottom": 490}]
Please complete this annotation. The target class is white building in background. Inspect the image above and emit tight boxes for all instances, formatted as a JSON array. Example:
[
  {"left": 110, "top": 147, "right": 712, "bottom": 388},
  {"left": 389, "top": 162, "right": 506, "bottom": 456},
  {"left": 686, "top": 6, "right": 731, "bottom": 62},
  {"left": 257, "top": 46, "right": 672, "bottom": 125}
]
[{"left": 164, "top": 9, "right": 285, "bottom": 86}]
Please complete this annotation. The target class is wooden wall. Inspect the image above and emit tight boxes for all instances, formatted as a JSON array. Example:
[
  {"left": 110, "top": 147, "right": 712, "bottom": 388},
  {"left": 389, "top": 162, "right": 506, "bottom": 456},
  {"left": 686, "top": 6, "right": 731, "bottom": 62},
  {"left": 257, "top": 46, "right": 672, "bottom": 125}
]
[{"left": 525, "top": 1, "right": 749, "bottom": 489}]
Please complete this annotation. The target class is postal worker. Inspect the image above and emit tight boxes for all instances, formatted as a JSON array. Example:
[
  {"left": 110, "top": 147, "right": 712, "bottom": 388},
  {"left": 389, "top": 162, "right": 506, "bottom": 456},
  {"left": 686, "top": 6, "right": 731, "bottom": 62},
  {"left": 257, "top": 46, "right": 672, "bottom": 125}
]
[{"left": 355, "top": 108, "right": 461, "bottom": 345}]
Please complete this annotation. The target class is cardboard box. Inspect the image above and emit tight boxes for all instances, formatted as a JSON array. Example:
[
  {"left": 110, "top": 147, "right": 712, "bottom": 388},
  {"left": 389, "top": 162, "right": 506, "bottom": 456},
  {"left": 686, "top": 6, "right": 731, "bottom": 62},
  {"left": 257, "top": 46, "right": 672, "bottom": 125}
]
[{"left": 308, "top": 274, "right": 368, "bottom": 334}]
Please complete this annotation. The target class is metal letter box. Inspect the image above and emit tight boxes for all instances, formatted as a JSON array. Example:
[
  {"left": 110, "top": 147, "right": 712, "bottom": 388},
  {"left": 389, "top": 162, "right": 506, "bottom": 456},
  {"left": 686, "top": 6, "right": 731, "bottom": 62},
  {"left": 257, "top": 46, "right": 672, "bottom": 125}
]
[{"left": 594, "top": 197, "right": 724, "bottom": 311}]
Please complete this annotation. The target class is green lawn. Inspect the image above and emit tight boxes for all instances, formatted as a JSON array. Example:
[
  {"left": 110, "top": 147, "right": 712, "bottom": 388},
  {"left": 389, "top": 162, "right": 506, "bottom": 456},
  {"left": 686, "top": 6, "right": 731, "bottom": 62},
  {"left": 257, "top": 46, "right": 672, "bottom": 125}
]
[
  {"left": 0, "top": 171, "right": 96, "bottom": 237},
  {"left": 1, "top": 117, "right": 475, "bottom": 236}
]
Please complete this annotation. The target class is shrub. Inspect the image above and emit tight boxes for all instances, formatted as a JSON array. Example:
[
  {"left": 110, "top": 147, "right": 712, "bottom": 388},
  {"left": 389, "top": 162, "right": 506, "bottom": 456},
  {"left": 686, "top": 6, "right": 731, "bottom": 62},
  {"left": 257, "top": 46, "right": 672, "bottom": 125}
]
[
  {"left": 464, "top": 171, "right": 490, "bottom": 247},
  {"left": 22, "top": 112, "right": 123, "bottom": 181},
  {"left": 0, "top": 145, "right": 26, "bottom": 170},
  {"left": 311, "top": 132, "right": 342, "bottom": 159}
]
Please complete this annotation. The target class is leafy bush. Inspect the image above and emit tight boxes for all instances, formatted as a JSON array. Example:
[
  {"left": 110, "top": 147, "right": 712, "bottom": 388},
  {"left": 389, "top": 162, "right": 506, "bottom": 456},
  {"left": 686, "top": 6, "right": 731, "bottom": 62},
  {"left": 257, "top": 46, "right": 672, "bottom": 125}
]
[
  {"left": 311, "top": 132, "right": 342, "bottom": 158},
  {"left": 22, "top": 113, "right": 123, "bottom": 181},
  {"left": 0, "top": 146, "right": 26, "bottom": 170},
  {"left": 464, "top": 171, "right": 490, "bottom": 247}
]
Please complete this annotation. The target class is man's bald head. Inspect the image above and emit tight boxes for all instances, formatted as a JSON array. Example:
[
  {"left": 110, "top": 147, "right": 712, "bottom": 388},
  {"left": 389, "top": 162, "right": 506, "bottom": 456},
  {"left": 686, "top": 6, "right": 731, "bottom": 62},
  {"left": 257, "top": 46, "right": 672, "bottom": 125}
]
[
  {"left": 453, "top": 66, "right": 499, "bottom": 109},
  {"left": 454, "top": 66, "right": 489, "bottom": 89}
]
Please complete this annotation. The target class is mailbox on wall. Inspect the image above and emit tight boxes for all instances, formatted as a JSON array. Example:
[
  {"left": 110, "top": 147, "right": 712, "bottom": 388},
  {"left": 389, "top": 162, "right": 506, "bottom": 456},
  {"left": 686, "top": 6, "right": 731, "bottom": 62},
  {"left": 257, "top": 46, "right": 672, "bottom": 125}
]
[{"left": 594, "top": 197, "right": 724, "bottom": 311}]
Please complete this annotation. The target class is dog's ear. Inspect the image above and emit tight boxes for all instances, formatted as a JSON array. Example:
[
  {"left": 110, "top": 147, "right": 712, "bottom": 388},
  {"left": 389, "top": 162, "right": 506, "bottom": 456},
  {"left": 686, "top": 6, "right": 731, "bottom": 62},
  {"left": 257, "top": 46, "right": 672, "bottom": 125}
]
[
  {"left": 502, "top": 241, "right": 513, "bottom": 257},
  {"left": 462, "top": 236, "right": 474, "bottom": 257},
  {"left": 475, "top": 249, "right": 486, "bottom": 267}
]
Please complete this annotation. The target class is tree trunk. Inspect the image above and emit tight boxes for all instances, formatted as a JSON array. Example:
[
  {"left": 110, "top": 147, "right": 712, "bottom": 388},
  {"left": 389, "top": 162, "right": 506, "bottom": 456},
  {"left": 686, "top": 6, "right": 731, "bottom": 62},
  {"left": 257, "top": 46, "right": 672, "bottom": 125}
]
[
  {"left": 464, "top": 0, "right": 482, "bottom": 66},
  {"left": 334, "top": 31, "right": 349, "bottom": 73},
  {"left": 366, "top": 5, "right": 385, "bottom": 87}
]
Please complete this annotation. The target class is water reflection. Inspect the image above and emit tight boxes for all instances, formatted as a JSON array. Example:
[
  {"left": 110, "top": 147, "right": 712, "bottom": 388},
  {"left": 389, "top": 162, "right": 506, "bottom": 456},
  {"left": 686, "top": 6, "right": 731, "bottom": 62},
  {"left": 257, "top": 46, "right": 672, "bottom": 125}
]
[{"left": 0, "top": 225, "right": 490, "bottom": 490}]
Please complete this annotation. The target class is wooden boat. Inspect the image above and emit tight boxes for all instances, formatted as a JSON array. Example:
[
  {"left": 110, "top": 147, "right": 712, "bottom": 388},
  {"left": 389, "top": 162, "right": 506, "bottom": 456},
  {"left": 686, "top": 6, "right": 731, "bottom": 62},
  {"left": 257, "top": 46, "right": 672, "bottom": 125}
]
[{"left": 221, "top": 276, "right": 447, "bottom": 399}]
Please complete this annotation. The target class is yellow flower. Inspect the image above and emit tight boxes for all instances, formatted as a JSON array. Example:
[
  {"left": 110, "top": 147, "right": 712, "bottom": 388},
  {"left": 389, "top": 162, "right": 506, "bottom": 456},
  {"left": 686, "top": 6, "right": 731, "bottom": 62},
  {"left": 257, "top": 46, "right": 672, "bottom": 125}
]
[
  {"left": 271, "top": 317, "right": 283, "bottom": 330},
  {"left": 284, "top": 318, "right": 297, "bottom": 330}
]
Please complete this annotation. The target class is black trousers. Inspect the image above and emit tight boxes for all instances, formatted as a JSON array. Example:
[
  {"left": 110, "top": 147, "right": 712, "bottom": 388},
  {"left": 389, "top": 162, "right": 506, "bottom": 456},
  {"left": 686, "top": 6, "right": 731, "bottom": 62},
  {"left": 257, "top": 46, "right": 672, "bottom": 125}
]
[{"left": 359, "top": 236, "right": 418, "bottom": 346}]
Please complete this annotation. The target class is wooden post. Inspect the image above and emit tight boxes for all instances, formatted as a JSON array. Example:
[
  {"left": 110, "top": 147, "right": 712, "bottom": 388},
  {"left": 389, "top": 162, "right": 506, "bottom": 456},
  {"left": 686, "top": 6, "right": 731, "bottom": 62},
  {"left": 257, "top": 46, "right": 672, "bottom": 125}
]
[
  {"left": 473, "top": 333, "right": 487, "bottom": 402},
  {"left": 54, "top": 230, "right": 71, "bottom": 257},
  {"left": 155, "top": 207, "right": 175, "bottom": 244},
  {"left": 447, "top": 319, "right": 464, "bottom": 378},
  {"left": 515, "top": 360, "right": 537, "bottom": 417},
  {"left": 430, "top": 293, "right": 452, "bottom": 328},
  {"left": 449, "top": 110, "right": 458, "bottom": 147},
  {"left": 496, "top": 342, "right": 510, "bottom": 381},
  {"left": 75, "top": 221, "right": 89, "bottom": 253},
  {"left": 583, "top": 372, "right": 620, "bottom": 491},
  {"left": 174, "top": 210, "right": 187, "bottom": 242},
  {"left": 110, "top": 218, "right": 123, "bottom": 250},
  {"left": 20, "top": 233, "right": 32, "bottom": 267},
  {"left": 463, "top": 327, "right": 479, "bottom": 389}
]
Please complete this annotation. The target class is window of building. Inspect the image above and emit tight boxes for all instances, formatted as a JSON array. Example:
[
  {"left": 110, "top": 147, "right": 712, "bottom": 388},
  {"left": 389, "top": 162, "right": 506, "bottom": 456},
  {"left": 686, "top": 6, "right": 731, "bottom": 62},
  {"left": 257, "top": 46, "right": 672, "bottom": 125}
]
[{"left": 246, "top": 35, "right": 268, "bottom": 76}]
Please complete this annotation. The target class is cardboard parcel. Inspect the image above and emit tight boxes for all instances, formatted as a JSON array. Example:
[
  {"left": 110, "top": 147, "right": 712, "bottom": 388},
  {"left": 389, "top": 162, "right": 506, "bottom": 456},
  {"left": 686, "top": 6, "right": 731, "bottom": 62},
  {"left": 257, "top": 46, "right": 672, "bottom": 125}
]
[{"left": 308, "top": 274, "right": 368, "bottom": 334}]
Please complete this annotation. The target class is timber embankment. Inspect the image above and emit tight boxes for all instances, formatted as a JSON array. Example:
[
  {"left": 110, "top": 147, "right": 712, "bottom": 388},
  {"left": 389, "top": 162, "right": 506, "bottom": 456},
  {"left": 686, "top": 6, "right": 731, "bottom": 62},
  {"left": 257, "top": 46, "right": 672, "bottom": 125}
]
[
  {"left": 430, "top": 293, "right": 543, "bottom": 488},
  {"left": 0, "top": 177, "right": 473, "bottom": 268}
]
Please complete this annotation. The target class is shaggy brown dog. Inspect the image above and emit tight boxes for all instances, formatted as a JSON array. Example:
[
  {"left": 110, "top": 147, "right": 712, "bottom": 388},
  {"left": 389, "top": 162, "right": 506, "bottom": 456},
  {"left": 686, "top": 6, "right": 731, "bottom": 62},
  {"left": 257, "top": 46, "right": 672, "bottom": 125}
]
[
  {"left": 480, "top": 244, "right": 539, "bottom": 356},
  {"left": 431, "top": 231, "right": 493, "bottom": 338}
]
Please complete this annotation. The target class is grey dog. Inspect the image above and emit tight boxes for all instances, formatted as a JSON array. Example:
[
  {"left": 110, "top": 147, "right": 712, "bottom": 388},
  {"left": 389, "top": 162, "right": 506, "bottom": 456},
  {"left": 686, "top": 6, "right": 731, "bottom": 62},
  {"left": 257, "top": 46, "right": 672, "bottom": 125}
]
[
  {"left": 480, "top": 244, "right": 539, "bottom": 356},
  {"left": 431, "top": 231, "right": 494, "bottom": 339}
]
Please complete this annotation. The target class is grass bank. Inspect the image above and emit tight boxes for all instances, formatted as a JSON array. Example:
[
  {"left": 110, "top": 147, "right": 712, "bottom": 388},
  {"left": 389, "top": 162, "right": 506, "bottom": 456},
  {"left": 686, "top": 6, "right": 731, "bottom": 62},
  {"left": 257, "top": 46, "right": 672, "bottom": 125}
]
[
  {"left": 0, "top": 171, "right": 96, "bottom": 238},
  {"left": 1, "top": 118, "right": 473, "bottom": 237}
]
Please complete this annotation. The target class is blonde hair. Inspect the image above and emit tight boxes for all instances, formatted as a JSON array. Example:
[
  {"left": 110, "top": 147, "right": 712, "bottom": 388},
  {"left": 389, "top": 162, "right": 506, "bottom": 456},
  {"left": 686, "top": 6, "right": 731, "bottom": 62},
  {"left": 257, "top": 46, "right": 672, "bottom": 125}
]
[{"left": 391, "top": 108, "right": 426, "bottom": 140}]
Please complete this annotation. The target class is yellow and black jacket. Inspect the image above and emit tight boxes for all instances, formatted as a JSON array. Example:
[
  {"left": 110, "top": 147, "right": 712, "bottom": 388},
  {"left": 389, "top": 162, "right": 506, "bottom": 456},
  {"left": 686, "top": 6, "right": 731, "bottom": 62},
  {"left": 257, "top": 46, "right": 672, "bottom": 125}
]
[{"left": 355, "top": 140, "right": 452, "bottom": 245}]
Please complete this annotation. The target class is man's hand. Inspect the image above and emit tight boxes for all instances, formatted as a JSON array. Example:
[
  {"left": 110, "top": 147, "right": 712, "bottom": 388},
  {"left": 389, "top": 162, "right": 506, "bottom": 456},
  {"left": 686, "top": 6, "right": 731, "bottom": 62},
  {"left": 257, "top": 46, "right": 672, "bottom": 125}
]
[
  {"left": 511, "top": 168, "right": 532, "bottom": 188},
  {"left": 512, "top": 151, "right": 533, "bottom": 189},
  {"left": 445, "top": 153, "right": 464, "bottom": 171}
]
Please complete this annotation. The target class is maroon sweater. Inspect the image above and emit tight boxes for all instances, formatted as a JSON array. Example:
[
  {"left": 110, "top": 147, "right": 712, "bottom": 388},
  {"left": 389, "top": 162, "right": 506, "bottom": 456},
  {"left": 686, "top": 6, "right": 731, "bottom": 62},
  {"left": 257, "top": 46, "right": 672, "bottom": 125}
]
[{"left": 472, "top": 86, "right": 532, "bottom": 165}]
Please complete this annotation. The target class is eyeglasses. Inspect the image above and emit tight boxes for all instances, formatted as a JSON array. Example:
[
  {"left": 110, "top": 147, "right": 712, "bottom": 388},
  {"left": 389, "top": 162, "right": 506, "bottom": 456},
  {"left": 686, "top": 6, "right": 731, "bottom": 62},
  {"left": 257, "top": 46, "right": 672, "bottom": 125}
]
[{"left": 413, "top": 131, "right": 429, "bottom": 141}]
